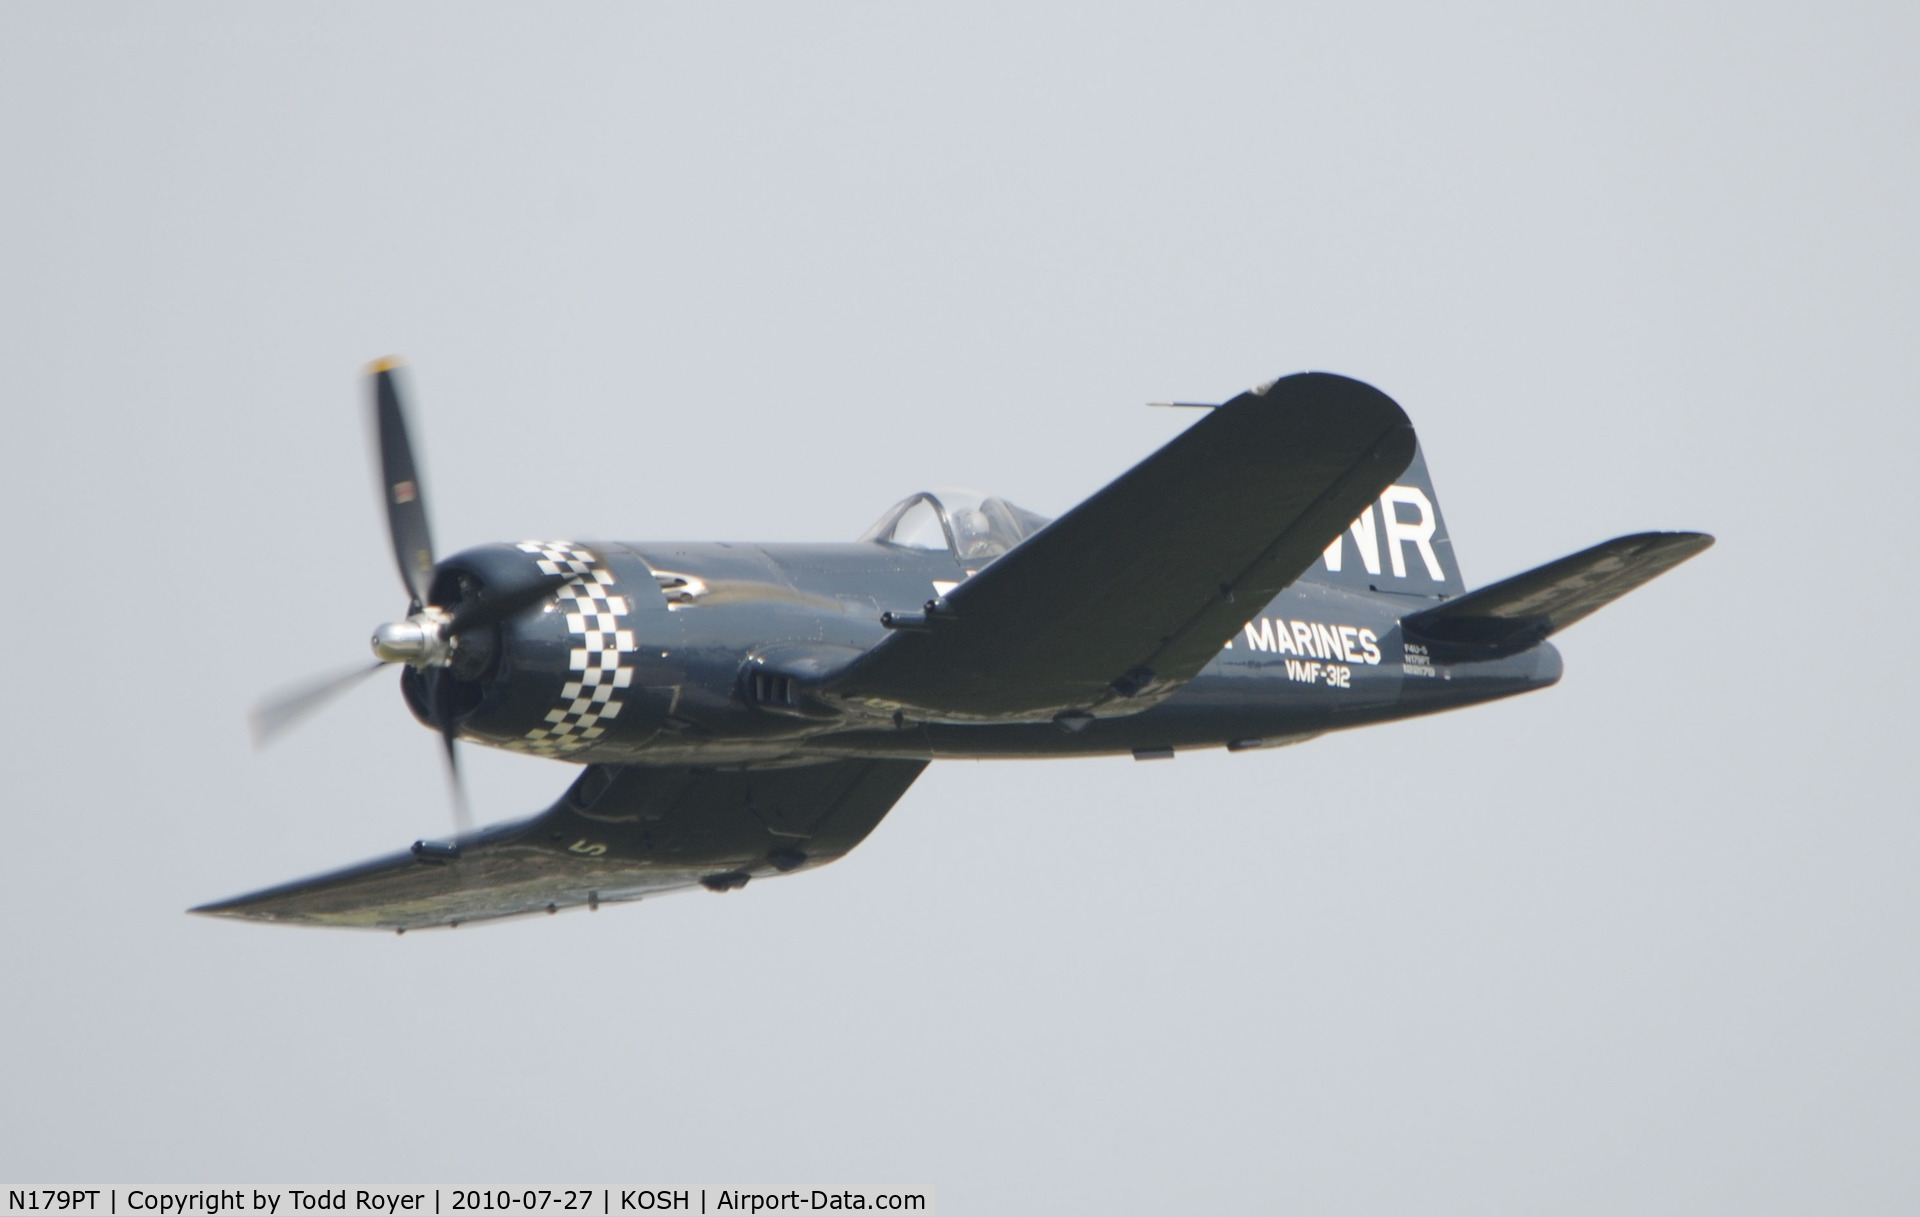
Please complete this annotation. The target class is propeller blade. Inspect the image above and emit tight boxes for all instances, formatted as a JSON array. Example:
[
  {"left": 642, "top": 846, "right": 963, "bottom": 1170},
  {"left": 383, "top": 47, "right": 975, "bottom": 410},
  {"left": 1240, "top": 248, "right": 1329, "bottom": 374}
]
[
  {"left": 370, "top": 359, "right": 437, "bottom": 607},
  {"left": 439, "top": 724, "right": 473, "bottom": 835},
  {"left": 251, "top": 661, "right": 388, "bottom": 746},
  {"left": 426, "top": 668, "right": 474, "bottom": 835},
  {"left": 447, "top": 570, "right": 578, "bottom": 636}
]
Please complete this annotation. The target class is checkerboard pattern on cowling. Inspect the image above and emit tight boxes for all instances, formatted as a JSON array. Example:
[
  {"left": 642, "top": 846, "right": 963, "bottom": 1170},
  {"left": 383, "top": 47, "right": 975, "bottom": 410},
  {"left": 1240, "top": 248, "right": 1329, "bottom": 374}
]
[{"left": 506, "top": 540, "right": 637, "bottom": 757}]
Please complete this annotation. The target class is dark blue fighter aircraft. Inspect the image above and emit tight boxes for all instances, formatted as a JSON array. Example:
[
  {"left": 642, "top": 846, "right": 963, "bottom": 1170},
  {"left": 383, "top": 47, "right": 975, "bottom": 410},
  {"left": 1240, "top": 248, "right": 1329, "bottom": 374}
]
[{"left": 198, "top": 363, "right": 1711, "bottom": 931}]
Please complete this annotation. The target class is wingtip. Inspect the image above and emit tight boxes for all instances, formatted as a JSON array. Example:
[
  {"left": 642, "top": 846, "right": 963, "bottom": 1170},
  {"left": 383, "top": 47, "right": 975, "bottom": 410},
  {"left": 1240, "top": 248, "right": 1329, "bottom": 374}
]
[
  {"left": 1656, "top": 530, "right": 1716, "bottom": 554},
  {"left": 367, "top": 355, "right": 406, "bottom": 375},
  {"left": 188, "top": 895, "right": 292, "bottom": 924}
]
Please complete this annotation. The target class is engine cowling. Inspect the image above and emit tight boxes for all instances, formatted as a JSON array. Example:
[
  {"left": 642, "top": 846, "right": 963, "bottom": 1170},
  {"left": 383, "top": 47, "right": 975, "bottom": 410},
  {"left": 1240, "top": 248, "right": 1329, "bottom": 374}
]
[{"left": 401, "top": 541, "right": 678, "bottom": 757}]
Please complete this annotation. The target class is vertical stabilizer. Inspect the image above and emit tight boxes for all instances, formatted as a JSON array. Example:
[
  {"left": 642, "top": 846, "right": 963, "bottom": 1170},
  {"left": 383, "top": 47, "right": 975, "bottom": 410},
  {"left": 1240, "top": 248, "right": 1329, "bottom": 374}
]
[{"left": 1302, "top": 442, "right": 1465, "bottom": 599}]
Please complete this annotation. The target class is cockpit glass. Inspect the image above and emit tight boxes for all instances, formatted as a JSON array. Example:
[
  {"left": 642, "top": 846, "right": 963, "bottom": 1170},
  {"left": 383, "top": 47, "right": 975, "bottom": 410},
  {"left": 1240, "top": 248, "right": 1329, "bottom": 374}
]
[
  {"left": 886, "top": 497, "right": 949, "bottom": 550},
  {"left": 862, "top": 488, "right": 1051, "bottom": 561}
]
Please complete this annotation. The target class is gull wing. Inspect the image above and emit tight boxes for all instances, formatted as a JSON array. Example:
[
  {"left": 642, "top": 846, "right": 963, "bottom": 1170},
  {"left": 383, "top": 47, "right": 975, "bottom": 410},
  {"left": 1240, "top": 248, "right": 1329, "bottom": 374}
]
[
  {"left": 192, "top": 759, "right": 926, "bottom": 931},
  {"left": 826, "top": 372, "right": 1416, "bottom": 721}
]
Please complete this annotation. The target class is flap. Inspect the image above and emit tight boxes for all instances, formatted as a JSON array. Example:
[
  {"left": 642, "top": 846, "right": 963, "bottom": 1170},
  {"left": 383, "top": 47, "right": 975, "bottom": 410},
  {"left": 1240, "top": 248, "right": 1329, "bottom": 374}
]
[
  {"left": 824, "top": 372, "right": 1416, "bottom": 721},
  {"left": 192, "top": 759, "right": 927, "bottom": 931}
]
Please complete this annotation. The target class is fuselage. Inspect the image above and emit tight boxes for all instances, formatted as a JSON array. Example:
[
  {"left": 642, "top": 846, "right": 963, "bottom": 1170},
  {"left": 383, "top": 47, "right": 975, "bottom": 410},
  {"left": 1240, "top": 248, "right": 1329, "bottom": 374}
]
[{"left": 420, "top": 537, "right": 1562, "bottom": 768}]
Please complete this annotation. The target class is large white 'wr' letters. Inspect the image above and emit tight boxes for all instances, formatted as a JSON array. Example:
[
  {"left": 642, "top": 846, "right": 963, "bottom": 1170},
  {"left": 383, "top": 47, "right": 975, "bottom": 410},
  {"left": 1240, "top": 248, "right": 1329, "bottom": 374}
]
[{"left": 1322, "top": 486, "right": 1445, "bottom": 580}]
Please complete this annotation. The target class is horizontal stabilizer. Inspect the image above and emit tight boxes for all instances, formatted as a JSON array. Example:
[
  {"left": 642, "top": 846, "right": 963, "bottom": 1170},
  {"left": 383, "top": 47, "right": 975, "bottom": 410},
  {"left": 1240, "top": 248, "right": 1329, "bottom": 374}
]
[
  {"left": 1402, "top": 531, "right": 1712, "bottom": 654},
  {"left": 192, "top": 759, "right": 925, "bottom": 931},
  {"left": 826, "top": 372, "right": 1417, "bottom": 721}
]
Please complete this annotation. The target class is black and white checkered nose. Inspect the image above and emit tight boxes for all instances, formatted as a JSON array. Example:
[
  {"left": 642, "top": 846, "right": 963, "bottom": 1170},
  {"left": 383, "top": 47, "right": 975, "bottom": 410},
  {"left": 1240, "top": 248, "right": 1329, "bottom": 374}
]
[{"left": 501, "top": 541, "right": 639, "bottom": 757}]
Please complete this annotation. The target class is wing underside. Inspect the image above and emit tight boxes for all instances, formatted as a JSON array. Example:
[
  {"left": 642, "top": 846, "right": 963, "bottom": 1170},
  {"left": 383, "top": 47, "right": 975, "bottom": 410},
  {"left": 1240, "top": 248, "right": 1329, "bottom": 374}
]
[{"left": 193, "top": 759, "right": 927, "bottom": 931}]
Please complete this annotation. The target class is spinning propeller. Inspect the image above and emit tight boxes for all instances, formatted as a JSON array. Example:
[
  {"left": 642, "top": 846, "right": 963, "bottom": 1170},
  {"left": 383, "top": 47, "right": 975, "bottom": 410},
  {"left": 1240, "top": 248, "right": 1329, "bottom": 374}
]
[{"left": 250, "top": 359, "right": 571, "bottom": 834}]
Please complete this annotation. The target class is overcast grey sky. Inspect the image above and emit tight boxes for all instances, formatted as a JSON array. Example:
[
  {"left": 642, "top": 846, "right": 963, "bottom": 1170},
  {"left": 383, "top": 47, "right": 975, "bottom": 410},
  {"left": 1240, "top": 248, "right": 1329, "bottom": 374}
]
[{"left": 2, "top": 4, "right": 1915, "bottom": 1213}]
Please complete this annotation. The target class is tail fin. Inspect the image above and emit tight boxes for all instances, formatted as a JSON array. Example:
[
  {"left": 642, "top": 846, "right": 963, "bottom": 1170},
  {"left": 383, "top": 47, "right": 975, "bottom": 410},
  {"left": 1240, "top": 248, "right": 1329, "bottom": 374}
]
[
  {"left": 1303, "top": 441, "right": 1467, "bottom": 599},
  {"left": 1402, "top": 531, "right": 1713, "bottom": 655}
]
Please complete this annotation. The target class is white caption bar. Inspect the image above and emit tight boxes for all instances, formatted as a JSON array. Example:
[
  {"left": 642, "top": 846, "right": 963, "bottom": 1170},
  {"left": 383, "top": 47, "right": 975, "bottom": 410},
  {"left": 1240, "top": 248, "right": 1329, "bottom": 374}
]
[{"left": 1, "top": 1191, "right": 933, "bottom": 1217}]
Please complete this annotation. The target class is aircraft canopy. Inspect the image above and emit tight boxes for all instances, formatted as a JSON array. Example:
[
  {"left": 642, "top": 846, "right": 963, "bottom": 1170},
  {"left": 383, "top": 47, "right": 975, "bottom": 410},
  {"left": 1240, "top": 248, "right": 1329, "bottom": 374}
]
[{"left": 861, "top": 489, "right": 1052, "bottom": 562}]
